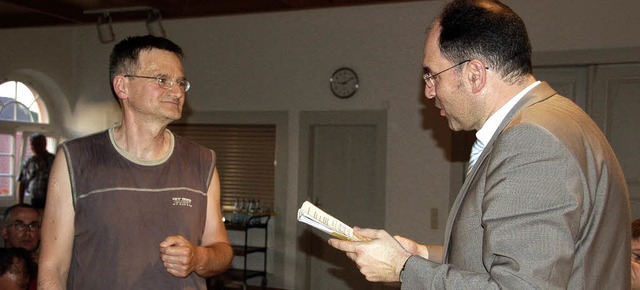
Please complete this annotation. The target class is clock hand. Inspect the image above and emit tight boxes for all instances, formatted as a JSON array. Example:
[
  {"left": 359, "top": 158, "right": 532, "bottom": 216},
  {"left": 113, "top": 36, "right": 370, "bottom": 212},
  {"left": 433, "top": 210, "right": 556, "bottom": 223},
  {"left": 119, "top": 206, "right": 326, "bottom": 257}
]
[{"left": 339, "top": 77, "right": 354, "bottom": 84}]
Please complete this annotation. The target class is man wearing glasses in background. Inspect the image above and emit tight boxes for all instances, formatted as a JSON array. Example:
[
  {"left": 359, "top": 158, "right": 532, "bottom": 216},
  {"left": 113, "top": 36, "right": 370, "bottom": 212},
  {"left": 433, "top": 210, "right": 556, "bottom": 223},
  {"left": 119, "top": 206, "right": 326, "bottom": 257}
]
[
  {"left": 3, "top": 204, "right": 40, "bottom": 290},
  {"left": 2, "top": 204, "right": 40, "bottom": 259},
  {"left": 38, "top": 35, "right": 233, "bottom": 290}
]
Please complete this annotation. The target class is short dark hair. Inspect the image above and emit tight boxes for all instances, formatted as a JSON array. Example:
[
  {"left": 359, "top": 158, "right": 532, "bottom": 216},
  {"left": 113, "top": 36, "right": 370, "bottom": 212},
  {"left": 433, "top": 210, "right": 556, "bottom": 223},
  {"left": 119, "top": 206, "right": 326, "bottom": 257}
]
[
  {"left": 29, "top": 134, "right": 46, "bottom": 143},
  {"left": 632, "top": 219, "right": 640, "bottom": 240},
  {"left": 29, "top": 134, "right": 47, "bottom": 149},
  {"left": 438, "top": 0, "right": 532, "bottom": 84},
  {"left": 3, "top": 204, "right": 39, "bottom": 226},
  {"left": 108, "top": 35, "right": 184, "bottom": 104}
]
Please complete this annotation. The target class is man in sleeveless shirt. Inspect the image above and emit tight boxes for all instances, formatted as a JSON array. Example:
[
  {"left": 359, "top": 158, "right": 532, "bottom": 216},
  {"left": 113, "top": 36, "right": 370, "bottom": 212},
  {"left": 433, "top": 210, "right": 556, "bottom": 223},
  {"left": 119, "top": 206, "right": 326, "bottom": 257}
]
[{"left": 38, "top": 36, "right": 233, "bottom": 290}]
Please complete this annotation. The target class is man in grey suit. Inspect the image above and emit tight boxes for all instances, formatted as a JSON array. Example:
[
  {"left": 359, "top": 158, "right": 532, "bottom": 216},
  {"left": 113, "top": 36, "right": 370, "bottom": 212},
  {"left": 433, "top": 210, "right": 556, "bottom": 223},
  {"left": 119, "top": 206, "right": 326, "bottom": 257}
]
[{"left": 329, "top": 0, "right": 631, "bottom": 288}]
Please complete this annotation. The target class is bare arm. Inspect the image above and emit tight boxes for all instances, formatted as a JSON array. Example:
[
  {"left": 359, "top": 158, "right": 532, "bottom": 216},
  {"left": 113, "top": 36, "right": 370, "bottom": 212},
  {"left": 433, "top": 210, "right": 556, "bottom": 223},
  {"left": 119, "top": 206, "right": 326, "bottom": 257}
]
[
  {"left": 194, "top": 167, "right": 234, "bottom": 276},
  {"left": 38, "top": 149, "right": 75, "bottom": 289},
  {"left": 160, "top": 167, "right": 233, "bottom": 278}
]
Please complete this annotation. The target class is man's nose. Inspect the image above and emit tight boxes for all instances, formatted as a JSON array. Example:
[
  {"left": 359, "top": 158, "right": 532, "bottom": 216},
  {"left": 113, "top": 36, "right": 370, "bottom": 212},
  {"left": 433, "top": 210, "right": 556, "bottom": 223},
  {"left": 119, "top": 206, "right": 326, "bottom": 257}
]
[{"left": 424, "top": 85, "right": 436, "bottom": 99}]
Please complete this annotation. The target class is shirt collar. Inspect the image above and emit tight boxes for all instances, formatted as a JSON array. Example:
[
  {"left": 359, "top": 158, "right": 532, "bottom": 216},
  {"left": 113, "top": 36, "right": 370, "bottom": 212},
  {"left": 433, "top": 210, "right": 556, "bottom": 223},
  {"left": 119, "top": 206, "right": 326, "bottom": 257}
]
[{"left": 476, "top": 81, "right": 541, "bottom": 145}]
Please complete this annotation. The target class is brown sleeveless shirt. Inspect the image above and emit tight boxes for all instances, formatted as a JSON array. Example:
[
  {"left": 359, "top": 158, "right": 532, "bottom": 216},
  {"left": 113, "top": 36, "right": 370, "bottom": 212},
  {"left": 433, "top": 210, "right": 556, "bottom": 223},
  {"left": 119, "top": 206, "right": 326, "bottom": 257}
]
[{"left": 62, "top": 128, "right": 215, "bottom": 290}]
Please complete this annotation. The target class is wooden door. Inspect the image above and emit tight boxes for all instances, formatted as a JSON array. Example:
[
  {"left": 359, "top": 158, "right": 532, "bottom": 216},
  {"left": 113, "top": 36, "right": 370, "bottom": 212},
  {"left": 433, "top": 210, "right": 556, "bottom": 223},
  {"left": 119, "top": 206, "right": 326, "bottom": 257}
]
[{"left": 590, "top": 63, "right": 640, "bottom": 219}]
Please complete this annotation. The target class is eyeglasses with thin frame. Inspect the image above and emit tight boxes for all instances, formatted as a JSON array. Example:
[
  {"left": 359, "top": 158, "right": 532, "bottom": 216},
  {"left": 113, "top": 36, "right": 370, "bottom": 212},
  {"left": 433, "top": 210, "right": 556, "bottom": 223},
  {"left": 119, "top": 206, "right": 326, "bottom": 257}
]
[
  {"left": 422, "top": 60, "right": 471, "bottom": 88},
  {"left": 6, "top": 221, "right": 41, "bottom": 232},
  {"left": 124, "top": 74, "right": 191, "bottom": 92},
  {"left": 632, "top": 249, "right": 640, "bottom": 263}
]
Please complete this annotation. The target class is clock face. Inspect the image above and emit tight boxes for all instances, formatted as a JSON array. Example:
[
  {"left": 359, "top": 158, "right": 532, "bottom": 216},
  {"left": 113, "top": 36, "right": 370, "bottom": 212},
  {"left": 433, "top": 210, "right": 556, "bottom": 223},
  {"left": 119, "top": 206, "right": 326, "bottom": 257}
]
[{"left": 330, "top": 67, "right": 359, "bottom": 98}]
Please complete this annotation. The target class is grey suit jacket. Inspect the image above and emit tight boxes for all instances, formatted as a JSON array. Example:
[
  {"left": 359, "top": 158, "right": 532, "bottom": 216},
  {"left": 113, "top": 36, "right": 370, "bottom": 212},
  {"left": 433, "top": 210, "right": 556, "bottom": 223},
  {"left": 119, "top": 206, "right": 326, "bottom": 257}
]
[{"left": 401, "top": 82, "right": 631, "bottom": 289}]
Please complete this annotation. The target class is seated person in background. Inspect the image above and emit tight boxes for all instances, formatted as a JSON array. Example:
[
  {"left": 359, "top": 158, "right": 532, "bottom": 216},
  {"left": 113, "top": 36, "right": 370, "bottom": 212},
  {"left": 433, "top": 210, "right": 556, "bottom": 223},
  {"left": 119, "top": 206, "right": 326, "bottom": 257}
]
[
  {"left": 2, "top": 204, "right": 41, "bottom": 262},
  {"left": 2, "top": 204, "right": 40, "bottom": 290},
  {"left": 632, "top": 219, "right": 640, "bottom": 290},
  {"left": 0, "top": 247, "right": 36, "bottom": 290}
]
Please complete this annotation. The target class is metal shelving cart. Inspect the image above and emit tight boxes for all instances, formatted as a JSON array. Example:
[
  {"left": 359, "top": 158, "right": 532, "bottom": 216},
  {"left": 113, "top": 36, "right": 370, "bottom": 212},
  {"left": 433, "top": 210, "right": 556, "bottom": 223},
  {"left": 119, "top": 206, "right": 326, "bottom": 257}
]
[{"left": 222, "top": 213, "right": 271, "bottom": 290}]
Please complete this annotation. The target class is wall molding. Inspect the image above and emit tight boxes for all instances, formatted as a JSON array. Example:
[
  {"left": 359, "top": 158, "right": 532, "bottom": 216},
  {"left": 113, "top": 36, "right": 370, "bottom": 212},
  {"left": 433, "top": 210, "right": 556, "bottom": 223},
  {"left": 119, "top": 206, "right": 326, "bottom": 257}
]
[{"left": 533, "top": 47, "right": 640, "bottom": 67}]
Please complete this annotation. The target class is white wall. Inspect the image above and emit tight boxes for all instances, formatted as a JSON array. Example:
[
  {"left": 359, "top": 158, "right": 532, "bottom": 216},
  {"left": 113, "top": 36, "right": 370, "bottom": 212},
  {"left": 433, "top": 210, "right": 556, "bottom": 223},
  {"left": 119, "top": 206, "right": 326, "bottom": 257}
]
[{"left": 1, "top": 0, "right": 639, "bottom": 288}]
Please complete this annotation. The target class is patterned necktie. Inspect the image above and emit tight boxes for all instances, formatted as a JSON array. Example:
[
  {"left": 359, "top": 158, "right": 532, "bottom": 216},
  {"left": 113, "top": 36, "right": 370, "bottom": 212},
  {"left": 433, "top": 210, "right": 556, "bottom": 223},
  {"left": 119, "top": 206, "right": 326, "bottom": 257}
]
[{"left": 467, "top": 139, "right": 485, "bottom": 175}]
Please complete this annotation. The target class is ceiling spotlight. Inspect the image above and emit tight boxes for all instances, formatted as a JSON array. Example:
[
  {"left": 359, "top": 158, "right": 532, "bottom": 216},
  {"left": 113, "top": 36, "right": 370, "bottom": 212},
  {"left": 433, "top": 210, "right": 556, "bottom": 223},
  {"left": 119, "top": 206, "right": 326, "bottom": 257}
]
[
  {"left": 97, "top": 12, "right": 115, "bottom": 43},
  {"left": 146, "top": 9, "right": 165, "bottom": 37},
  {"left": 85, "top": 6, "right": 165, "bottom": 43}
]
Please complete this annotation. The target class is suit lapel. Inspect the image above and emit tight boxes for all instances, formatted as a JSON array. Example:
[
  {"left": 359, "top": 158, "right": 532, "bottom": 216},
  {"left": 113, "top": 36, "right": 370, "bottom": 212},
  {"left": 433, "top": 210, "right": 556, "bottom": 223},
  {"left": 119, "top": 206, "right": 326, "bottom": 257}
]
[{"left": 441, "top": 82, "right": 558, "bottom": 261}]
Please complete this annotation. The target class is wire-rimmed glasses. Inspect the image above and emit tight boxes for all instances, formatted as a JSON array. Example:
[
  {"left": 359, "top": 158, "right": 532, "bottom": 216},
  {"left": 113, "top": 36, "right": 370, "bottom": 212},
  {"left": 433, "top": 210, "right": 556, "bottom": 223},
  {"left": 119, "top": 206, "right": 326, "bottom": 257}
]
[
  {"left": 422, "top": 60, "right": 470, "bottom": 88},
  {"left": 124, "top": 74, "right": 191, "bottom": 92},
  {"left": 6, "top": 221, "right": 40, "bottom": 232}
]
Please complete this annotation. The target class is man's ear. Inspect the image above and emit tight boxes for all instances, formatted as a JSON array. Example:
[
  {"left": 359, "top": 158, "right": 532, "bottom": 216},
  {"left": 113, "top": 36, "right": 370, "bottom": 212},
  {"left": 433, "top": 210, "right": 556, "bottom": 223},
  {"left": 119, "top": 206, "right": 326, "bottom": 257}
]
[
  {"left": 113, "top": 76, "right": 128, "bottom": 100},
  {"left": 467, "top": 59, "right": 487, "bottom": 94}
]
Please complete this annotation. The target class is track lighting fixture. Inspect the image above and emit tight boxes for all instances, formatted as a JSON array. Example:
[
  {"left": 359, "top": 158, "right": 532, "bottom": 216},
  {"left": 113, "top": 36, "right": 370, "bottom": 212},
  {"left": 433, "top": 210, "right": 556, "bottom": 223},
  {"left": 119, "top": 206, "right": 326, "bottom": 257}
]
[
  {"left": 96, "top": 12, "right": 114, "bottom": 43},
  {"left": 85, "top": 6, "right": 166, "bottom": 43},
  {"left": 146, "top": 9, "right": 166, "bottom": 37}
]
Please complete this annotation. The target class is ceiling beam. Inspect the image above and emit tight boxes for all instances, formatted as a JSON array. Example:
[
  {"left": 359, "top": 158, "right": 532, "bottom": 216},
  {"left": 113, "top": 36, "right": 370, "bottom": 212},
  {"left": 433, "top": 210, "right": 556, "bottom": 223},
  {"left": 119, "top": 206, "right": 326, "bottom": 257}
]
[
  {"left": 0, "top": 0, "right": 426, "bottom": 29},
  {"left": 0, "top": 0, "right": 87, "bottom": 24}
]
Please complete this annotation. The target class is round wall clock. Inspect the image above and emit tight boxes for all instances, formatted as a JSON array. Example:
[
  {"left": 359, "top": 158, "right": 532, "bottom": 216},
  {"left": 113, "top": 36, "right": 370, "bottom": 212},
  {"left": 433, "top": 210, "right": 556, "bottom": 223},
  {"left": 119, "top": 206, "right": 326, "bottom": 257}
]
[{"left": 329, "top": 67, "right": 359, "bottom": 98}]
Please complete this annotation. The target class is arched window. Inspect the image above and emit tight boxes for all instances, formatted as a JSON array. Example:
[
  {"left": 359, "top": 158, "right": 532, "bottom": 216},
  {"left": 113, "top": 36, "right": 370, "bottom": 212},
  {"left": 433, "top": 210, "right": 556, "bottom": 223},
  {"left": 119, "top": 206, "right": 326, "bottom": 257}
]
[
  {"left": 0, "top": 81, "right": 49, "bottom": 123},
  {"left": 0, "top": 80, "right": 54, "bottom": 203}
]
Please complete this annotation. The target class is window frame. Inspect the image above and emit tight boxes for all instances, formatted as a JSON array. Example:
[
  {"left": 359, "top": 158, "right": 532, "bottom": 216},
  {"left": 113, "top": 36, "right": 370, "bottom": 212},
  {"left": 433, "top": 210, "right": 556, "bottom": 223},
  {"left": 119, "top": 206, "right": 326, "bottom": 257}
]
[{"left": 0, "top": 79, "right": 58, "bottom": 207}]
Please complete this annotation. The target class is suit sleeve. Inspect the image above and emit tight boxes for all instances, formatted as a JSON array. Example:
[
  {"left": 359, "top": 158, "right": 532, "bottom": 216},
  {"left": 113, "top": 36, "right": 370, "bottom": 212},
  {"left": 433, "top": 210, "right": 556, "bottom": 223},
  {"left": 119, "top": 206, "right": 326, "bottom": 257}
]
[{"left": 402, "top": 124, "right": 583, "bottom": 289}]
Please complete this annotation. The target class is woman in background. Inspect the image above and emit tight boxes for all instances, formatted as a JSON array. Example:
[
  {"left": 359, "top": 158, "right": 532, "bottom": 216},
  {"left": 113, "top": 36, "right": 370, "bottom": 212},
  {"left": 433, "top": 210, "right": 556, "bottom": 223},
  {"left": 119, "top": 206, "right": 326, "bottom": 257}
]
[
  {"left": 0, "top": 247, "right": 36, "bottom": 290},
  {"left": 632, "top": 219, "right": 640, "bottom": 289}
]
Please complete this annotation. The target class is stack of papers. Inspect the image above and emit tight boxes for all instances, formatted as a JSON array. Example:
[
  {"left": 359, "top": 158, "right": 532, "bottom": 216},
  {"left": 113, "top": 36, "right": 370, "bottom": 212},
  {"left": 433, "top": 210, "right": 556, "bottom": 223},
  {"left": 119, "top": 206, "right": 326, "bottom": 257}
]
[{"left": 297, "top": 201, "right": 366, "bottom": 241}]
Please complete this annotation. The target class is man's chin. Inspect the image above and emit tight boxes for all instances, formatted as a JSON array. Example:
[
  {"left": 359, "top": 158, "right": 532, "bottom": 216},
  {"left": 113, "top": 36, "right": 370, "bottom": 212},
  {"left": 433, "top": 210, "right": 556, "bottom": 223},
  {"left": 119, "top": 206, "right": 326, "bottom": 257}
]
[
  {"left": 165, "top": 111, "right": 182, "bottom": 122},
  {"left": 447, "top": 121, "right": 461, "bottom": 131}
]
